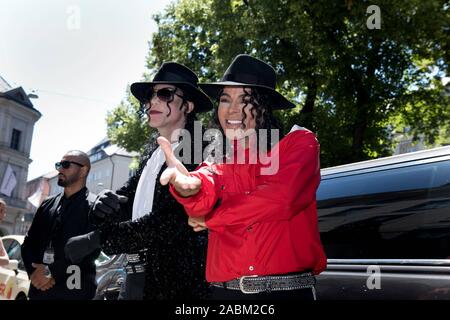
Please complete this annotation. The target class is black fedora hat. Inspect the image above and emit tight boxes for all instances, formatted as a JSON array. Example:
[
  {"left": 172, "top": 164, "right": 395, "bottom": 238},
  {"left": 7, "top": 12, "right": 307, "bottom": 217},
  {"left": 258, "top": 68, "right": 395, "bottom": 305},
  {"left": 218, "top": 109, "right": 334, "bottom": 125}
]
[
  {"left": 200, "top": 54, "right": 295, "bottom": 110},
  {"left": 131, "top": 62, "right": 213, "bottom": 112}
]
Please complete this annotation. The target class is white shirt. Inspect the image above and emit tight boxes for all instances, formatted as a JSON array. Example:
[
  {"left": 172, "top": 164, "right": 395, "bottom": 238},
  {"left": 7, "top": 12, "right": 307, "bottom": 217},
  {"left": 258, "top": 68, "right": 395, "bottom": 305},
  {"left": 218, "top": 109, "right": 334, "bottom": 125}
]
[
  {"left": 132, "top": 142, "right": 179, "bottom": 221},
  {"left": 289, "top": 124, "right": 305, "bottom": 133}
]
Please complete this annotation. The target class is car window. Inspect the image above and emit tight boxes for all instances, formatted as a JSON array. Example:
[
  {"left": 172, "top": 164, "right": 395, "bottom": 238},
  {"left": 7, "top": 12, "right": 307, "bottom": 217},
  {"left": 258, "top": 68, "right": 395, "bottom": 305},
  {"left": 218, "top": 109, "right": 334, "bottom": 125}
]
[
  {"left": 6, "top": 240, "right": 21, "bottom": 260},
  {"left": 2, "top": 239, "right": 25, "bottom": 270},
  {"left": 1, "top": 239, "right": 14, "bottom": 252},
  {"left": 318, "top": 159, "right": 450, "bottom": 260},
  {"left": 317, "top": 161, "right": 447, "bottom": 201}
]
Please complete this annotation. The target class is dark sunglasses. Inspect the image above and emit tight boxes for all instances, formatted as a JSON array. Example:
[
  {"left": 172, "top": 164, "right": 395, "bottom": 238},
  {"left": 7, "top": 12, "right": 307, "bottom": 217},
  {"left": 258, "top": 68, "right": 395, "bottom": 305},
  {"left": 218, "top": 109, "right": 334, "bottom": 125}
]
[
  {"left": 145, "top": 87, "right": 185, "bottom": 103},
  {"left": 55, "top": 160, "right": 84, "bottom": 170}
]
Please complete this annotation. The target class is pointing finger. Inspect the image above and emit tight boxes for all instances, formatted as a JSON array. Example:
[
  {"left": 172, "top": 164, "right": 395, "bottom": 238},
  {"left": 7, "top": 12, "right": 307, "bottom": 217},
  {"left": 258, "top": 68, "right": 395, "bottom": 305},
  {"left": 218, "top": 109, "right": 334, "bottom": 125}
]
[
  {"left": 157, "top": 136, "right": 189, "bottom": 175},
  {"left": 157, "top": 136, "right": 178, "bottom": 167}
]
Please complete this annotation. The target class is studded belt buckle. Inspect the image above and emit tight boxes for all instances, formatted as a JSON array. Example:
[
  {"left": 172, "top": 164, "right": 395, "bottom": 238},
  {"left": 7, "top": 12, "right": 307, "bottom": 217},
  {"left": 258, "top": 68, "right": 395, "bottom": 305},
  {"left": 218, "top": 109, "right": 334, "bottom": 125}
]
[{"left": 239, "top": 275, "right": 259, "bottom": 294}]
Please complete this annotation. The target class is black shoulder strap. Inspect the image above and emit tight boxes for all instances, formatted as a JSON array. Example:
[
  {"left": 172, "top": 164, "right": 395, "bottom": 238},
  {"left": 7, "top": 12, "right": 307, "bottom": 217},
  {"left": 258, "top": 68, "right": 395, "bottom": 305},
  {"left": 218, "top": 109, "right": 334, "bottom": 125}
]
[{"left": 46, "top": 192, "right": 64, "bottom": 247}]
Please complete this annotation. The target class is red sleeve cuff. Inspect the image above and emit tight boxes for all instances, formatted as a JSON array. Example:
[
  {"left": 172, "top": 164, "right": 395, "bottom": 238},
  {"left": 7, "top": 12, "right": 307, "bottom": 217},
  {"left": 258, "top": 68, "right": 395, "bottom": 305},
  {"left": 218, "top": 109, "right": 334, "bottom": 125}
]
[{"left": 168, "top": 171, "right": 216, "bottom": 217}]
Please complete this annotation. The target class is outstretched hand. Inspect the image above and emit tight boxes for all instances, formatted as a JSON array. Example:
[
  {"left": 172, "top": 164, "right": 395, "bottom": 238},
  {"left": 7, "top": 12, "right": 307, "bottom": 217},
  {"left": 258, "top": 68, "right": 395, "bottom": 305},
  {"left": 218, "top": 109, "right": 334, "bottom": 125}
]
[
  {"left": 157, "top": 136, "right": 202, "bottom": 197},
  {"left": 91, "top": 190, "right": 128, "bottom": 220}
]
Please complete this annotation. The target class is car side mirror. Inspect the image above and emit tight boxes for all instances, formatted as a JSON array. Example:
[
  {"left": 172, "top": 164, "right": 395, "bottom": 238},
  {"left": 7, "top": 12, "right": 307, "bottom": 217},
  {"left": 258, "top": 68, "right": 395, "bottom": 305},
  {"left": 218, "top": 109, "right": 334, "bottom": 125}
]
[{"left": 6, "top": 259, "right": 19, "bottom": 270}]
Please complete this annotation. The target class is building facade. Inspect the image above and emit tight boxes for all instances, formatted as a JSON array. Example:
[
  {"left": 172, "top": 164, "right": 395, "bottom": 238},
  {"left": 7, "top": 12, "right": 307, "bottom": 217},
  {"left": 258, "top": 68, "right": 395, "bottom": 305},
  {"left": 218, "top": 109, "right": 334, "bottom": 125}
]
[
  {"left": 83, "top": 137, "right": 138, "bottom": 195},
  {"left": 0, "top": 77, "right": 41, "bottom": 236}
]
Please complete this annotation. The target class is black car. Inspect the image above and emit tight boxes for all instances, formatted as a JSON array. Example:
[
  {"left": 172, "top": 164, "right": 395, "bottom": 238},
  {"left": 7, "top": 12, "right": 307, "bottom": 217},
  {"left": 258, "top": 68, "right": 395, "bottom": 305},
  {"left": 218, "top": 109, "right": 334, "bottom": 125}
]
[
  {"left": 94, "top": 253, "right": 126, "bottom": 300},
  {"left": 315, "top": 146, "right": 450, "bottom": 299}
]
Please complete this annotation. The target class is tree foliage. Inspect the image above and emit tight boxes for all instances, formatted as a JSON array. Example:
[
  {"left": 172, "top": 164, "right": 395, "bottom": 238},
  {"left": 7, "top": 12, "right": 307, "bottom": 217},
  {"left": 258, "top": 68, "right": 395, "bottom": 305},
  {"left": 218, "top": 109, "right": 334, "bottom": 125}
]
[
  {"left": 106, "top": 87, "right": 151, "bottom": 153},
  {"left": 107, "top": 0, "right": 449, "bottom": 167}
]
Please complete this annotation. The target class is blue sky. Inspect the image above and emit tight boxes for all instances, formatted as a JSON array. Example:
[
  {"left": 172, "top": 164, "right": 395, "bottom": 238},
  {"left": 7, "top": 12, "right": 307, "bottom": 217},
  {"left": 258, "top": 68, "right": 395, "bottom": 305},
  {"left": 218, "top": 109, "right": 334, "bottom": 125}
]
[{"left": 0, "top": 0, "right": 173, "bottom": 180}]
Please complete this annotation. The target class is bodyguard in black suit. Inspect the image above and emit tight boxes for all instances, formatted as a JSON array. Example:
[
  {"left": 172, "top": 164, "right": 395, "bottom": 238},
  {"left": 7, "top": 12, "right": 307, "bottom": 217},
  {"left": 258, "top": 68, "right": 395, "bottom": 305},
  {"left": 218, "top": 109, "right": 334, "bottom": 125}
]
[{"left": 21, "top": 151, "right": 99, "bottom": 300}]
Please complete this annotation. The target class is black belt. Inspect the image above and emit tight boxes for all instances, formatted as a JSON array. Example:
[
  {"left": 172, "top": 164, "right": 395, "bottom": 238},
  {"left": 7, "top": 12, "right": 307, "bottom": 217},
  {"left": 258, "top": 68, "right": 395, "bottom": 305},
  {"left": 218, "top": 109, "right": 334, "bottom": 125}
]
[
  {"left": 126, "top": 251, "right": 147, "bottom": 264},
  {"left": 125, "top": 251, "right": 147, "bottom": 274},
  {"left": 211, "top": 272, "right": 316, "bottom": 294},
  {"left": 125, "top": 264, "right": 146, "bottom": 274}
]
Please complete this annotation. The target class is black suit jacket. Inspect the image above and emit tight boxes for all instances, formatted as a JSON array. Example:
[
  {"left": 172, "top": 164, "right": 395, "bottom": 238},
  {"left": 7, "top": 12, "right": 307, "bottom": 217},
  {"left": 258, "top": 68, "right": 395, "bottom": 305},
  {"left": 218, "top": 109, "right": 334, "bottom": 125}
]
[
  {"left": 21, "top": 187, "right": 99, "bottom": 300},
  {"left": 97, "top": 146, "right": 209, "bottom": 299}
]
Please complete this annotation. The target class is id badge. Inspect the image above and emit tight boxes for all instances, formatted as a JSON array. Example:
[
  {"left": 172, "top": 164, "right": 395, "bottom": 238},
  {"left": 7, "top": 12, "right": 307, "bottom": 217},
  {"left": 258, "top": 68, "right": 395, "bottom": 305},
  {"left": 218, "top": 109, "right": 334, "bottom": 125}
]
[{"left": 43, "top": 248, "right": 54, "bottom": 264}]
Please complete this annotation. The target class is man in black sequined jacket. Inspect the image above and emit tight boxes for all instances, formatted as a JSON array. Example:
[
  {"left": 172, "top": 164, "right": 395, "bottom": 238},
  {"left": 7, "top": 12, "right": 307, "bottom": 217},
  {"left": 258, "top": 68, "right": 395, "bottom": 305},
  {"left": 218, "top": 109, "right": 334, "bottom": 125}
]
[
  {"left": 64, "top": 62, "right": 213, "bottom": 299},
  {"left": 97, "top": 155, "right": 208, "bottom": 299}
]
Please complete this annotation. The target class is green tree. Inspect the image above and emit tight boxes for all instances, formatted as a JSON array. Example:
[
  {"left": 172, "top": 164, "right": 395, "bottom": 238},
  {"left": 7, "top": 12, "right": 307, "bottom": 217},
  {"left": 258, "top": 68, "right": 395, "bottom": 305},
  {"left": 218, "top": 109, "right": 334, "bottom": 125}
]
[
  {"left": 106, "top": 86, "right": 151, "bottom": 153},
  {"left": 107, "top": 0, "right": 449, "bottom": 167}
]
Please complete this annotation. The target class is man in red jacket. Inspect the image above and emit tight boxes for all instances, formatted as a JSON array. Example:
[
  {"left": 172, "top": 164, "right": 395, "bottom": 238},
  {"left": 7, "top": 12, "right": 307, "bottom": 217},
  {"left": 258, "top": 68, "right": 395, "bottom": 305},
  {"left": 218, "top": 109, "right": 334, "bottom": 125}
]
[{"left": 159, "top": 54, "right": 327, "bottom": 300}]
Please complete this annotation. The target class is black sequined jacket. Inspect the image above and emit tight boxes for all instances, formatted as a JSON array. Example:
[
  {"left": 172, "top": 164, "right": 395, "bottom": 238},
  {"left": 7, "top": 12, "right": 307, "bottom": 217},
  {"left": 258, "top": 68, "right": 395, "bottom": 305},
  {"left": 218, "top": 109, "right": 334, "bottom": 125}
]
[{"left": 97, "top": 142, "right": 209, "bottom": 300}]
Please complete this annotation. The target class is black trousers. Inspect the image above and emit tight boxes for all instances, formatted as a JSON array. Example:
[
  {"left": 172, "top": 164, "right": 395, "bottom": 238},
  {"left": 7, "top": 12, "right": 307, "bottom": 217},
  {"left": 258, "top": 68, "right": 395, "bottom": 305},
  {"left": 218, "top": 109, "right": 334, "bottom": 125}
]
[
  {"left": 118, "top": 272, "right": 146, "bottom": 300},
  {"left": 209, "top": 286, "right": 316, "bottom": 300}
]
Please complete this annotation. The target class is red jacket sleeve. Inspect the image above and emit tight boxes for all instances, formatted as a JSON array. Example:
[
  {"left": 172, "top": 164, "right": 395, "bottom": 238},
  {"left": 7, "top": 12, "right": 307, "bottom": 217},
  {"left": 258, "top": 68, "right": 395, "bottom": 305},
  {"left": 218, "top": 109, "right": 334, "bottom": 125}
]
[
  {"left": 205, "top": 130, "right": 321, "bottom": 230},
  {"left": 169, "top": 162, "right": 221, "bottom": 217}
]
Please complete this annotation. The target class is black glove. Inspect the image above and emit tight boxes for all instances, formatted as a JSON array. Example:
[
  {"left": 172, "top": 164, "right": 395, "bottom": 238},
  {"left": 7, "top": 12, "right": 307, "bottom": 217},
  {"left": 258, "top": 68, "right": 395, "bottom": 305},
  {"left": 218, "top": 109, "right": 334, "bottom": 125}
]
[
  {"left": 91, "top": 190, "right": 128, "bottom": 221},
  {"left": 64, "top": 230, "right": 101, "bottom": 264}
]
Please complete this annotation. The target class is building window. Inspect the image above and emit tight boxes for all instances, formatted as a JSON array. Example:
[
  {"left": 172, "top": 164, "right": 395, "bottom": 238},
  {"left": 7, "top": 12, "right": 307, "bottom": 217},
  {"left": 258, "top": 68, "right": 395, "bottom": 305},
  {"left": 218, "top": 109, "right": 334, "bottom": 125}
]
[
  {"left": 10, "top": 129, "right": 21, "bottom": 150},
  {"left": 89, "top": 152, "right": 103, "bottom": 163}
]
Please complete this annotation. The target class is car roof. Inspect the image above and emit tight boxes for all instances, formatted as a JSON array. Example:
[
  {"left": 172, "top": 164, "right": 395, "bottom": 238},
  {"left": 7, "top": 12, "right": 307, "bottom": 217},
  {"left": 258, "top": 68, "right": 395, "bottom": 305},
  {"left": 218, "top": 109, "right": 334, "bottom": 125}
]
[
  {"left": 321, "top": 146, "right": 450, "bottom": 177},
  {"left": 1, "top": 235, "right": 25, "bottom": 244}
]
